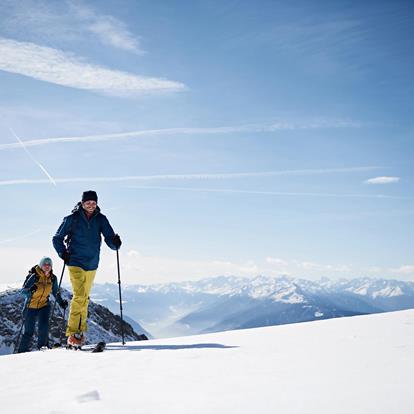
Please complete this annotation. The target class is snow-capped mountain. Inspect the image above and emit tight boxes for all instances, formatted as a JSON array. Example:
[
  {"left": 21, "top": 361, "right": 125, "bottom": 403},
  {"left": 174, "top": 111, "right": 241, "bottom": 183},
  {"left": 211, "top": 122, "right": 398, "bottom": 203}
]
[
  {"left": 90, "top": 275, "right": 414, "bottom": 337},
  {"left": 1, "top": 310, "right": 413, "bottom": 414},
  {"left": 0, "top": 287, "right": 150, "bottom": 355}
]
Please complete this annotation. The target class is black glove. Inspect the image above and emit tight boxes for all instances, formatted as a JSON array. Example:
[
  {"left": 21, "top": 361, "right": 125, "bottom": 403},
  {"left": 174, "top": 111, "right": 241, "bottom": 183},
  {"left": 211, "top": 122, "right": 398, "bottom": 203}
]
[
  {"left": 30, "top": 284, "right": 38, "bottom": 294},
  {"left": 112, "top": 234, "right": 122, "bottom": 249},
  {"left": 60, "top": 299, "right": 68, "bottom": 310},
  {"left": 61, "top": 250, "right": 70, "bottom": 264}
]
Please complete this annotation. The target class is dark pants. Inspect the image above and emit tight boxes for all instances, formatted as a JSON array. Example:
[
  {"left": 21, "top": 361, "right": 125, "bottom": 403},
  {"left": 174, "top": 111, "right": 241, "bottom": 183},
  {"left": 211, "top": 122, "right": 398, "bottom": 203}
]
[{"left": 18, "top": 305, "right": 50, "bottom": 353}]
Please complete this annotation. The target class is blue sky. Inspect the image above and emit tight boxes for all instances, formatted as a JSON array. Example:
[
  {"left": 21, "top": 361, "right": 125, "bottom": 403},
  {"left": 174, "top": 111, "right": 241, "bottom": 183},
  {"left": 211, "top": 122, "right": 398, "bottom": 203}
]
[{"left": 0, "top": 0, "right": 413, "bottom": 284}]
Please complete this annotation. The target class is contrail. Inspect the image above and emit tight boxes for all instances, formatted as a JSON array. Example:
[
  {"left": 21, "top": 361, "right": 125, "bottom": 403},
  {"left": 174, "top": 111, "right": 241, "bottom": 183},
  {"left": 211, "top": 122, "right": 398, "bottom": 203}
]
[
  {"left": 9, "top": 127, "right": 56, "bottom": 186},
  {"left": 124, "top": 185, "right": 414, "bottom": 200},
  {"left": 0, "top": 120, "right": 365, "bottom": 151},
  {"left": 0, "top": 174, "right": 411, "bottom": 199},
  {"left": 0, "top": 166, "right": 379, "bottom": 187}
]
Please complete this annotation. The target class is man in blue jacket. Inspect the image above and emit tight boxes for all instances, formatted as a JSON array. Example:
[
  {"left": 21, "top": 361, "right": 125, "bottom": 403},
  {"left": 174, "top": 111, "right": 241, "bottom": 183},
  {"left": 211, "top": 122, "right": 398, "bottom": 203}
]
[{"left": 52, "top": 190, "right": 121, "bottom": 347}]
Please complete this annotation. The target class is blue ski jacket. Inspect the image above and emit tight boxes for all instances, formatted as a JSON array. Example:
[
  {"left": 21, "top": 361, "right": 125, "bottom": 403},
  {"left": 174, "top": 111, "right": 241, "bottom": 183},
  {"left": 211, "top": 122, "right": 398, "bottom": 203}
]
[{"left": 52, "top": 203, "right": 118, "bottom": 271}]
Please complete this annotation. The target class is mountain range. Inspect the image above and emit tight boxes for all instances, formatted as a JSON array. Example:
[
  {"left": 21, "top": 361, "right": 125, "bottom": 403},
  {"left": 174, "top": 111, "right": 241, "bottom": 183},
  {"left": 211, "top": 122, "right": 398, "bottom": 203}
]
[{"left": 89, "top": 275, "right": 414, "bottom": 337}]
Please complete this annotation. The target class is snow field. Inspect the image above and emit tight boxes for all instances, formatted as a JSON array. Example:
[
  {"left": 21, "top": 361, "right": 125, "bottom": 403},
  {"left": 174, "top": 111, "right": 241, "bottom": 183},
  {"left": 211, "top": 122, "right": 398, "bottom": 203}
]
[{"left": 1, "top": 310, "right": 413, "bottom": 414}]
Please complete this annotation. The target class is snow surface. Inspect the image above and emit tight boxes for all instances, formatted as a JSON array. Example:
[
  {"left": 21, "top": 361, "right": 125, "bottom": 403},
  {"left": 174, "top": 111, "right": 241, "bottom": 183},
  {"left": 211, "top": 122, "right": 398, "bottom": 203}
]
[
  {"left": 372, "top": 285, "right": 403, "bottom": 298},
  {"left": 1, "top": 310, "right": 413, "bottom": 414}
]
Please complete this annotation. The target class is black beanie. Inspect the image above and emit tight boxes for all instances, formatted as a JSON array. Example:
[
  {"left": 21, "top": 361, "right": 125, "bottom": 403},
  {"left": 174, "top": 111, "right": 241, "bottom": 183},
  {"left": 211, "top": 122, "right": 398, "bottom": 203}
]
[{"left": 82, "top": 190, "right": 98, "bottom": 203}]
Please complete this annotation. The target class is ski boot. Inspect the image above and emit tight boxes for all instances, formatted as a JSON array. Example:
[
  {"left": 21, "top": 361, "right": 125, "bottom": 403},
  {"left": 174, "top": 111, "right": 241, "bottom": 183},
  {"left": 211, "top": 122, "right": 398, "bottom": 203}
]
[{"left": 67, "top": 333, "right": 85, "bottom": 350}]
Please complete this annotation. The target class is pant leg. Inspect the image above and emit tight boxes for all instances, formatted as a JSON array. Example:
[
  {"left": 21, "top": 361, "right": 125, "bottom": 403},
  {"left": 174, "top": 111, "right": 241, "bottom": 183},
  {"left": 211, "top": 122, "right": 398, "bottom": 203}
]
[
  {"left": 37, "top": 304, "right": 51, "bottom": 348},
  {"left": 66, "top": 266, "right": 96, "bottom": 336},
  {"left": 80, "top": 269, "right": 96, "bottom": 332},
  {"left": 18, "top": 308, "right": 37, "bottom": 353}
]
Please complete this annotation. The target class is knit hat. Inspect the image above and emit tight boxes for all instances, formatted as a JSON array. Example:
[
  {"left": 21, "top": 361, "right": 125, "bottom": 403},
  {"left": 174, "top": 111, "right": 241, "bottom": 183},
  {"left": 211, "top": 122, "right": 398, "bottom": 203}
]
[
  {"left": 39, "top": 256, "right": 53, "bottom": 268},
  {"left": 82, "top": 190, "right": 98, "bottom": 203}
]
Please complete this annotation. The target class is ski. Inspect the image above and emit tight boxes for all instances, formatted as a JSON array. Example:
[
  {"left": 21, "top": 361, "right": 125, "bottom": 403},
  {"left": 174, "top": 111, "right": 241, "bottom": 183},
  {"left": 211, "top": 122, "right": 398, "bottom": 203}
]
[
  {"left": 65, "top": 344, "right": 81, "bottom": 351},
  {"left": 91, "top": 341, "right": 106, "bottom": 353}
]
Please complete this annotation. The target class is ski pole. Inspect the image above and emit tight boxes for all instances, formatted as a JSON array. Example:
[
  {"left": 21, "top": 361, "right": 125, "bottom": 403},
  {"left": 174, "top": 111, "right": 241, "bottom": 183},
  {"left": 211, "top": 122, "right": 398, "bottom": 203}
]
[
  {"left": 58, "top": 306, "right": 66, "bottom": 346},
  {"left": 48, "top": 263, "right": 66, "bottom": 345},
  {"left": 14, "top": 299, "right": 29, "bottom": 354},
  {"left": 116, "top": 249, "right": 125, "bottom": 345}
]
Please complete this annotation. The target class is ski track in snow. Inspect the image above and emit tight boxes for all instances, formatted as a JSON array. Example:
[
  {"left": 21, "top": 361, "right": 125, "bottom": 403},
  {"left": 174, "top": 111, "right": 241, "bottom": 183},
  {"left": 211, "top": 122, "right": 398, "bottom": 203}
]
[{"left": 1, "top": 310, "right": 413, "bottom": 414}]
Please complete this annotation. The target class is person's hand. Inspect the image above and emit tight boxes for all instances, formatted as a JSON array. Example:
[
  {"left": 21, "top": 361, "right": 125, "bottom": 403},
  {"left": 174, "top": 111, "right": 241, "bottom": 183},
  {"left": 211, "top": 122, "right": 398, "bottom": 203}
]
[
  {"left": 61, "top": 250, "right": 70, "bottom": 264},
  {"left": 60, "top": 299, "right": 68, "bottom": 310},
  {"left": 29, "top": 285, "right": 37, "bottom": 294},
  {"left": 112, "top": 234, "right": 122, "bottom": 249}
]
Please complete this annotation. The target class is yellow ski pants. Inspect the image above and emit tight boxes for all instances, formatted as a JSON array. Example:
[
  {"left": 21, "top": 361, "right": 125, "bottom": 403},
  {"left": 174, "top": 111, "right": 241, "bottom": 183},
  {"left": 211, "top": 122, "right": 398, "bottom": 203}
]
[{"left": 66, "top": 266, "right": 97, "bottom": 336}]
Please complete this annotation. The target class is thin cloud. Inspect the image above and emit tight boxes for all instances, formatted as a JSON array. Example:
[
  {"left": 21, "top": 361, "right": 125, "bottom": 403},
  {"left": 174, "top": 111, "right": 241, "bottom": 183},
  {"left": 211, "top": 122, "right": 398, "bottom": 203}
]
[
  {"left": 390, "top": 265, "right": 414, "bottom": 275},
  {"left": 227, "top": 15, "right": 370, "bottom": 77},
  {"left": 299, "top": 261, "right": 351, "bottom": 273},
  {"left": 68, "top": 0, "right": 144, "bottom": 54},
  {"left": 87, "top": 18, "right": 142, "bottom": 53},
  {"left": 266, "top": 257, "right": 289, "bottom": 266},
  {"left": 0, "top": 0, "right": 144, "bottom": 54},
  {"left": 0, "top": 167, "right": 379, "bottom": 187},
  {"left": 0, "top": 228, "right": 42, "bottom": 245},
  {"left": 365, "top": 176, "right": 400, "bottom": 185},
  {"left": 0, "top": 120, "right": 366, "bottom": 151},
  {"left": 0, "top": 37, "right": 185, "bottom": 96}
]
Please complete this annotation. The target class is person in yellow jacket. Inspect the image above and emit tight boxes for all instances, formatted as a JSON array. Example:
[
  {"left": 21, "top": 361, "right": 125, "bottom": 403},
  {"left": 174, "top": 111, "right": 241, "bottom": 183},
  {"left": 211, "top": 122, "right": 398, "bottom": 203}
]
[{"left": 17, "top": 257, "right": 68, "bottom": 353}]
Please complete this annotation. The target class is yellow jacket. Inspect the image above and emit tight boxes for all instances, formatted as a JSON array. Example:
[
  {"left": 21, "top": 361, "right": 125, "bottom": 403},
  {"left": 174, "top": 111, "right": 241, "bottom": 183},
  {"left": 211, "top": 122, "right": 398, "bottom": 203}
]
[{"left": 23, "top": 265, "right": 60, "bottom": 309}]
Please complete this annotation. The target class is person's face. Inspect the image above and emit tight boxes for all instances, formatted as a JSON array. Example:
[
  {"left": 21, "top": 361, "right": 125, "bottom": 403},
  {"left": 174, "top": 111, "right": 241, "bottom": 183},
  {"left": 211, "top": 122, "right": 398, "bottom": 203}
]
[
  {"left": 82, "top": 200, "right": 97, "bottom": 214},
  {"left": 41, "top": 263, "right": 52, "bottom": 274}
]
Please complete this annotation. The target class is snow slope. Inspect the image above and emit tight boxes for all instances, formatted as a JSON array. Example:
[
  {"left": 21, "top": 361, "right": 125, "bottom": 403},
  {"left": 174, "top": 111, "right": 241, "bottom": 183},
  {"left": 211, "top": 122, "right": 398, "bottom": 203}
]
[{"left": 1, "top": 310, "right": 413, "bottom": 414}]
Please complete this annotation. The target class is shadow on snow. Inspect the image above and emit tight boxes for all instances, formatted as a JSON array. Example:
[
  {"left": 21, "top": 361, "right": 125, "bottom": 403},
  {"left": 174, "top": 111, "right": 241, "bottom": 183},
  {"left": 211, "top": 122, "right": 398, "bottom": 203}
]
[{"left": 104, "top": 343, "right": 238, "bottom": 351}]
